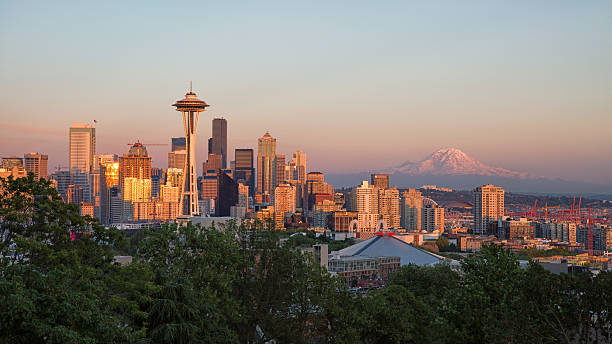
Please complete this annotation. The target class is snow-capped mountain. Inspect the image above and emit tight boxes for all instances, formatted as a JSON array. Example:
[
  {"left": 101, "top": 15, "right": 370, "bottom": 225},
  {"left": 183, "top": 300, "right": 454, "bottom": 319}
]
[{"left": 384, "top": 148, "right": 529, "bottom": 178}]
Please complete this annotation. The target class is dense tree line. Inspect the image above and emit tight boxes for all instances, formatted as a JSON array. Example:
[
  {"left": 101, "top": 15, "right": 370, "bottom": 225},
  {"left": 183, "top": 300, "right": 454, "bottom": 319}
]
[{"left": 1, "top": 176, "right": 611, "bottom": 343}]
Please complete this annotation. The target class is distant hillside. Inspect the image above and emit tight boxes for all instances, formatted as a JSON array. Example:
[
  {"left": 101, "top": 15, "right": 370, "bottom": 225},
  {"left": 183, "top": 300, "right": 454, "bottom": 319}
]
[
  {"left": 326, "top": 173, "right": 612, "bottom": 196},
  {"left": 326, "top": 147, "right": 612, "bottom": 195}
]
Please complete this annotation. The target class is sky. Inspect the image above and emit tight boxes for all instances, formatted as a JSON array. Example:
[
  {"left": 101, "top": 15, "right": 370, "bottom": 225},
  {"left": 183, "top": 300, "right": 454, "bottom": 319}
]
[{"left": 1, "top": 1, "right": 611, "bottom": 183}]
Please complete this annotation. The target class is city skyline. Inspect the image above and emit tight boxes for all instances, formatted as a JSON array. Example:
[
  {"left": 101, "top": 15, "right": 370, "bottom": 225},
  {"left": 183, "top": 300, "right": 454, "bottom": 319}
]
[{"left": 1, "top": 1, "right": 611, "bottom": 183}]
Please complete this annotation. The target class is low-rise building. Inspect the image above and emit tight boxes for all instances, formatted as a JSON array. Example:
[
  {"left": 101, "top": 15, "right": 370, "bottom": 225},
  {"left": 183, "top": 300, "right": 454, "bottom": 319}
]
[{"left": 328, "top": 255, "right": 400, "bottom": 284}]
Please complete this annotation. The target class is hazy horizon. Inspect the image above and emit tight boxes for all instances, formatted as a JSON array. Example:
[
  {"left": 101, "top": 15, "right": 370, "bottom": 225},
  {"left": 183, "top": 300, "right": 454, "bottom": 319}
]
[{"left": 1, "top": 1, "right": 611, "bottom": 184}]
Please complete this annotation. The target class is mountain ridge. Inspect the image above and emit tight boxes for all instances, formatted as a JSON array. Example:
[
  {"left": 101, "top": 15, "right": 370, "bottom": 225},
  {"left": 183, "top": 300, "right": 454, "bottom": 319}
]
[
  {"left": 382, "top": 147, "right": 529, "bottom": 178},
  {"left": 324, "top": 148, "right": 612, "bottom": 194}
]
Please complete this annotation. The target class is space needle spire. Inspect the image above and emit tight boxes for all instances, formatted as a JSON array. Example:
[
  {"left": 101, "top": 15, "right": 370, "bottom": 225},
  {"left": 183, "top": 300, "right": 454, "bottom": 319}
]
[{"left": 172, "top": 83, "right": 209, "bottom": 217}]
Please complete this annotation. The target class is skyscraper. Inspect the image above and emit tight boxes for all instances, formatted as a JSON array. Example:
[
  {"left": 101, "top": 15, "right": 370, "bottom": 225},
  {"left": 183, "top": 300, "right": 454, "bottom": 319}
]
[
  {"left": 473, "top": 184, "right": 505, "bottom": 235},
  {"left": 172, "top": 86, "right": 210, "bottom": 217},
  {"left": 202, "top": 153, "right": 222, "bottom": 173},
  {"left": 235, "top": 149, "right": 253, "bottom": 170},
  {"left": 99, "top": 160, "right": 119, "bottom": 225},
  {"left": 69, "top": 123, "right": 95, "bottom": 173},
  {"left": 211, "top": 118, "right": 227, "bottom": 169},
  {"left": 304, "top": 172, "right": 334, "bottom": 210},
  {"left": 235, "top": 148, "right": 255, "bottom": 197},
  {"left": 168, "top": 137, "right": 186, "bottom": 171},
  {"left": 119, "top": 143, "right": 151, "bottom": 190},
  {"left": 118, "top": 143, "right": 152, "bottom": 222},
  {"left": 422, "top": 204, "right": 444, "bottom": 233},
  {"left": 274, "top": 154, "right": 286, "bottom": 186},
  {"left": 350, "top": 181, "right": 380, "bottom": 231},
  {"left": 23, "top": 152, "right": 48, "bottom": 180},
  {"left": 257, "top": 132, "right": 276, "bottom": 197},
  {"left": 371, "top": 174, "right": 389, "bottom": 189},
  {"left": 216, "top": 169, "right": 238, "bottom": 217},
  {"left": 379, "top": 187, "right": 400, "bottom": 229},
  {"left": 168, "top": 150, "right": 186, "bottom": 170},
  {"left": 171, "top": 137, "right": 186, "bottom": 152},
  {"left": 289, "top": 150, "right": 307, "bottom": 184},
  {"left": 401, "top": 189, "right": 423, "bottom": 230},
  {"left": 275, "top": 183, "right": 296, "bottom": 216}
]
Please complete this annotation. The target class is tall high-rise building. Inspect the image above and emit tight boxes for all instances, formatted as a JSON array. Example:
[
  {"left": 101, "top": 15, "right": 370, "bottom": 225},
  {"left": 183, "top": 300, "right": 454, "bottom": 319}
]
[
  {"left": 274, "top": 183, "right": 296, "bottom": 215},
  {"left": 216, "top": 169, "right": 238, "bottom": 216},
  {"left": 168, "top": 150, "right": 186, "bottom": 170},
  {"left": 200, "top": 170, "right": 218, "bottom": 201},
  {"left": 351, "top": 181, "right": 379, "bottom": 214},
  {"left": 473, "top": 184, "right": 505, "bottom": 235},
  {"left": 119, "top": 143, "right": 152, "bottom": 190},
  {"left": 166, "top": 168, "right": 183, "bottom": 187},
  {"left": 171, "top": 137, "right": 186, "bottom": 152},
  {"left": 371, "top": 174, "right": 389, "bottom": 189},
  {"left": 235, "top": 149, "right": 253, "bottom": 169},
  {"left": 118, "top": 143, "right": 152, "bottom": 222},
  {"left": 305, "top": 172, "right": 334, "bottom": 210},
  {"left": 96, "top": 154, "right": 118, "bottom": 171},
  {"left": 151, "top": 167, "right": 163, "bottom": 198},
  {"left": 69, "top": 123, "right": 95, "bottom": 173},
  {"left": 289, "top": 150, "right": 307, "bottom": 183},
  {"left": 257, "top": 132, "right": 276, "bottom": 196},
  {"left": 23, "top": 152, "right": 48, "bottom": 180},
  {"left": 123, "top": 177, "right": 152, "bottom": 203},
  {"left": 422, "top": 204, "right": 445, "bottom": 233},
  {"left": 67, "top": 185, "right": 84, "bottom": 205},
  {"left": 401, "top": 189, "right": 423, "bottom": 230},
  {"left": 173, "top": 87, "right": 209, "bottom": 217},
  {"left": 238, "top": 183, "right": 249, "bottom": 209},
  {"left": 202, "top": 153, "right": 222, "bottom": 173},
  {"left": 235, "top": 149, "right": 255, "bottom": 197},
  {"left": 169, "top": 137, "right": 187, "bottom": 171},
  {"left": 350, "top": 181, "right": 380, "bottom": 231},
  {"left": 274, "top": 154, "right": 286, "bottom": 186},
  {"left": 211, "top": 118, "right": 227, "bottom": 169},
  {"left": 50, "top": 169, "right": 71, "bottom": 201},
  {"left": 99, "top": 160, "right": 119, "bottom": 225},
  {"left": 379, "top": 187, "right": 400, "bottom": 229}
]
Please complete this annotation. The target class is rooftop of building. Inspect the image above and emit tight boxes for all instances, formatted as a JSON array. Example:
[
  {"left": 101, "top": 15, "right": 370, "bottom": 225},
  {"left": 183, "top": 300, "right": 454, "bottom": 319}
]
[{"left": 333, "top": 233, "right": 446, "bottom": 266}]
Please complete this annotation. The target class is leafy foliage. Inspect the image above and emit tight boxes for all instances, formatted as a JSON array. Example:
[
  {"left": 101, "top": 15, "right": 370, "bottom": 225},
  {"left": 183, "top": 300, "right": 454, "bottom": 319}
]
[{"left": 1, "top": 176, "right": 610, "bottom": 343}]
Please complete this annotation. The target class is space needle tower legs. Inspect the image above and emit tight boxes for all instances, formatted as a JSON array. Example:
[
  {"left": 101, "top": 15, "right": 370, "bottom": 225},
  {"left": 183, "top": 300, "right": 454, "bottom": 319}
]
[{"left": 172, "top": 83, "right": 210, "bottom": 217}]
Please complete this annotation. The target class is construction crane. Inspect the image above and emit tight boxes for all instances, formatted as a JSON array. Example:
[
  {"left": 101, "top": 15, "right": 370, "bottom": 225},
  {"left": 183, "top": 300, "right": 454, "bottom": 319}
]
[{"left": 540, "top": 202, "right": 561, "bottom": 221}]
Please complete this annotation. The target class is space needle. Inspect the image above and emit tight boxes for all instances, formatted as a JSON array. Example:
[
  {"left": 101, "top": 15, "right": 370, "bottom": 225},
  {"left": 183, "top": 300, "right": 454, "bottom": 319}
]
[{"left": 172, "top": 83, "right": 209, "bottom": 217}]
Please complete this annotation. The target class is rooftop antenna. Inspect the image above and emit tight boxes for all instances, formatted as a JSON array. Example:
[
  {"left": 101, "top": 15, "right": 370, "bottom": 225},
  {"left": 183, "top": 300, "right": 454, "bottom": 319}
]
[{"left": 189, "top": 80, "right": 192, "bottom": 93}]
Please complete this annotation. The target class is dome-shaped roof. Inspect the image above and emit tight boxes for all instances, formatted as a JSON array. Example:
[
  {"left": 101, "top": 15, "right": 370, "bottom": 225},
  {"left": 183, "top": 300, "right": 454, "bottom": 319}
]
[{"left": 128, "top": 142, "right": 148, "bottom": 157}]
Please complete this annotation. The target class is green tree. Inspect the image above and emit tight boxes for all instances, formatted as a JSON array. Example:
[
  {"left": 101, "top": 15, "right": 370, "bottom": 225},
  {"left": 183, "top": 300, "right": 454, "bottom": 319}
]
[{"left": 0, "top": 175, "right": 144, "bottom": 343}]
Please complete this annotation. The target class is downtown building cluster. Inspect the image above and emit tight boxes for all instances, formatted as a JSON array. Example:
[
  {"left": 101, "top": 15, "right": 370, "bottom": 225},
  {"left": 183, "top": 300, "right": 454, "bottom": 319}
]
[
  {"left": 1, "top": 87, "right": 609, "bottom": 258},
  {"left": 3, "top": 124, "right": 611, "bottom": 257}
]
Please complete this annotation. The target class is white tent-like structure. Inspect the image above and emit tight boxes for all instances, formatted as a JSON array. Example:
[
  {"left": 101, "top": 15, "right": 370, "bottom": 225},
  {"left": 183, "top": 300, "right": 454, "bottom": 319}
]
[{"left": 333, "top": 233, "right": 445, "bottom": 266}]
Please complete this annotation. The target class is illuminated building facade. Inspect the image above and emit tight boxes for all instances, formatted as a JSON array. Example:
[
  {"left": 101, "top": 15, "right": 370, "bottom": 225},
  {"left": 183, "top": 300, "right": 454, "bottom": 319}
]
[
  {"left": 371, "top": 174, "right": 389, "bottom": 189},
  {"left": 422, "top": 204, "right": 445, "bottom": 233},
  {"left": 211, "top": 118, "right": 227, "bottom": 169},
  {"left": 274, "top": 183, "right": 296, "bottom": 216},
  {"left": 235, "top": 148, "right": 255, "bottom": 198},
  {"left": 473, "top": 184, "right": 505, "bottom": 235},
  {"left": 1, "top": 156, "right": 23, "bottom": 169},
  {"left": 69, "top": 123, "right": 95, "bottom": 173},
  {"left": 23, "top": 152, "right": 48, "bottom": 180},
  {"left": 257, "top": 132, "right": 276, "bottom": 197},
  {"left": 401, "top": 189, "right": 424, "bottom": 230},
  {"left": 379, "top": 187, "right": 400, "bottom": 229}
]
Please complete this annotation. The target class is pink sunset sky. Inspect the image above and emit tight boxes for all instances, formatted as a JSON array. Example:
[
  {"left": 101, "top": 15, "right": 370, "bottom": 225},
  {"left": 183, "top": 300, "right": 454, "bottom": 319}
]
[{"left": 1, "top": 2, "right": 611, "bottom": 183}]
